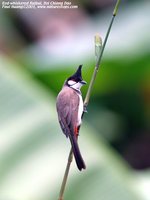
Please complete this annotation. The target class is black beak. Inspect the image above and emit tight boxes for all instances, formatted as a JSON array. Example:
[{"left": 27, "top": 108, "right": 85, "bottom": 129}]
[{"left": 80, "top": 80, "right": 87, "bottom": 85}]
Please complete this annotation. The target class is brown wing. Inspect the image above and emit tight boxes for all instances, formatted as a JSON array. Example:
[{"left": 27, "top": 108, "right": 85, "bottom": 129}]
[{"left": 56, "top": 86, "right": 79, "bottom": 137}]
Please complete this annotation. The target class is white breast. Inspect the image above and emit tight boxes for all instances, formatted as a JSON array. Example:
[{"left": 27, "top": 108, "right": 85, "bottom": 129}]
[{"left": 78, "top": 94, "right": 83, "bottom": 126}]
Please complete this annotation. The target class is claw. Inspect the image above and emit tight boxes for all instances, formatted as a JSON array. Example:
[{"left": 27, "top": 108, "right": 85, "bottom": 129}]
[{"left": 83, "top": 106, "right": 88, "bottom": 113}]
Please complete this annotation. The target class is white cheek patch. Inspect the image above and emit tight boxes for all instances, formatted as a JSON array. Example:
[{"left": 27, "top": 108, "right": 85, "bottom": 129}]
[
  {"left": 71, "top": 82, "right": 82, "bottom": 90},
  {"left": 68, "top": 80, "right": 76, "bottom": 85}
]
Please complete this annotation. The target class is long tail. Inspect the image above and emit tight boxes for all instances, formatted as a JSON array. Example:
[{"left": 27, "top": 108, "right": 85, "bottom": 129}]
[{"left": 69, "top": 135, "right": 86, "bottom": 171}]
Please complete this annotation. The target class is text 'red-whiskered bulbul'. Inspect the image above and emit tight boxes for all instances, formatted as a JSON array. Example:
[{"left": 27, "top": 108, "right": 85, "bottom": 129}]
[{"left": 56, "top": 65, "right": 86, "bottom": 171}]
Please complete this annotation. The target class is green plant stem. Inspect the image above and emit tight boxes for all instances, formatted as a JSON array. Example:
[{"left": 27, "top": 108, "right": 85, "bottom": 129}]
[
  {"left": 58, "top": 1, "right": 121, "bottom": 199},
  {"left": 84, "top": 0, "right": 120, "bottom": 109},
  {"left": 58, "top": 148, "right": 73, "bottom": 200}
]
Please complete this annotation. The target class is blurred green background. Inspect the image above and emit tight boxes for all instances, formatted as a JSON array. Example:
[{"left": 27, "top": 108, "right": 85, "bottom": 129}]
[{"left": 0, "top": 0, "right": 150, "bottom": 200}]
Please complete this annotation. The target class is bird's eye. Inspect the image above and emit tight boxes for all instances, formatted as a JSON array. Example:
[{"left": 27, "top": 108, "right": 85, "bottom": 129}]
[{"left": 68, "top": 80, "right": 76, "bottom": 86}]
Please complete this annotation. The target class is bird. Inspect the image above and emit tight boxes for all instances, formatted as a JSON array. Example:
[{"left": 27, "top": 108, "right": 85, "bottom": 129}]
[{"left": 56, "top": 65, "right": 86, "bottom": 171}]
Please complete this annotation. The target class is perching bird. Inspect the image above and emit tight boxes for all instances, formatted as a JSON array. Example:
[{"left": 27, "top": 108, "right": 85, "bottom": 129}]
[{"left": 56, "top": 65, "right": 86, "bottom": 171}]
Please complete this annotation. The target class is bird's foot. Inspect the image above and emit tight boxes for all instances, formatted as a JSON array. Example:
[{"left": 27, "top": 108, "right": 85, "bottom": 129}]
[{"left": 83, "top": 105, "right": 88, "bottom": 113}]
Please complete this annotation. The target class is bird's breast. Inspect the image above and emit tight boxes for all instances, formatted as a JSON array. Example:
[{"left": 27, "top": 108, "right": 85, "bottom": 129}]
[{"left": 78, "top": 94, "right": 83, "bottom": 126}]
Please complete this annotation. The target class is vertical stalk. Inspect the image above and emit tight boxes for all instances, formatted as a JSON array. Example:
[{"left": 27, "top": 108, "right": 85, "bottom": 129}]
[
  {"left": 84, "top": 0, "right": 120, "bottom": 109},
  {"left": 83, "top": 34, "right": 102, "bottom": 111},
  {"left": 58, "top": 149, "right": 73, "bottom": 200}
]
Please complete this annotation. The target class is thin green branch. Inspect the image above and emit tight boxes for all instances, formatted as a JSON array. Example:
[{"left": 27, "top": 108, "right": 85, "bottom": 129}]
[
  {"left": 84, "top": 0, "right": 120, "bottom": 108},
  {"left": 58, "top": 148, "right": 73, "bottom": 200},
  {"left": 83, "top": 34, "right": 102, "bottom": 110},
  {"left": 58, "top": 1, "right": 121, "bottom": 199},
  {"left": 113, "top": 0, "right": 120, "bottom": 16}
]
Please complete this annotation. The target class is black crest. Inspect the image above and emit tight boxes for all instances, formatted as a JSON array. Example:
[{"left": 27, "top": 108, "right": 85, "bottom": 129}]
[{"left": 68, "top": 65, "right": 83, "bottom": 82}]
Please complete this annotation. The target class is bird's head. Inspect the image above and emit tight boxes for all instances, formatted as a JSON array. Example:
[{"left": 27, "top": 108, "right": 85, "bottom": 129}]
[{"left": 66, "top": 65, "right": 86, "bottom": 90}]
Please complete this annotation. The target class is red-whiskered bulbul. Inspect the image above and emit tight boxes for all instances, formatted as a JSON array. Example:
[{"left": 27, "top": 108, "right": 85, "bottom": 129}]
[{"left": 56, "top": 65, "right": 86, "bottom": 171}]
